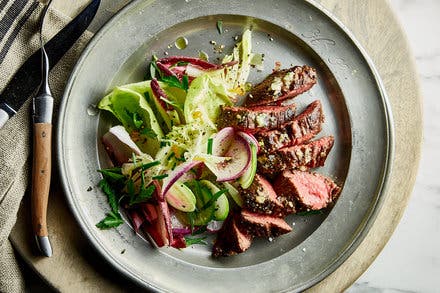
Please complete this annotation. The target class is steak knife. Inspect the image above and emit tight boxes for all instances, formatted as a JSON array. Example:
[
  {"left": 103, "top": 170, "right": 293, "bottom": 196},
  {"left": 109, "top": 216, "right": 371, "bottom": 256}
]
[{"left": 0, "top": 0, "right": 101, "bottom": 129}]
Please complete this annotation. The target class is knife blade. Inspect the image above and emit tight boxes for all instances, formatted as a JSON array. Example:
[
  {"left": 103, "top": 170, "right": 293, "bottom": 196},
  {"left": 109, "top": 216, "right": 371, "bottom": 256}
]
[{"left": 0, "top": 0, "right": 101, "bottom": 129}]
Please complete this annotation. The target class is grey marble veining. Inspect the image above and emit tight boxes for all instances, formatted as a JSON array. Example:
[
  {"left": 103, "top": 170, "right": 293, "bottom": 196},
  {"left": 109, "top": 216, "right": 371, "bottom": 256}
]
[{"left": 351, "top": 0, "right": 440, "bottom": 292}]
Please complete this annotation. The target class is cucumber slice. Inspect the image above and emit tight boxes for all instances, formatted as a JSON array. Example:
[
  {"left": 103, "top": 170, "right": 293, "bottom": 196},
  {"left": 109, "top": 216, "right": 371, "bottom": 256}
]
[
  {"left": 191, "top": 205, "right": 215, "bottom": 226},
  {"left": 166, "top": 181, "right": 196, "bottom": 212},
  {"left": 200, "top": 180, "right": 229, "bottom": 221},
  {"left": 238, "top": 142, "right": 257, "bottom": 189},
  {"left": 223, "top": 182, "right": 243, "bottom": 207}
]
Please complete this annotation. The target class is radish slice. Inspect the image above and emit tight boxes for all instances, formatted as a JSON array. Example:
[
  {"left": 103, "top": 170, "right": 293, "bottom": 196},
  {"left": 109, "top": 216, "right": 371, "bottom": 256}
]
[
  {"left": 102, "top": 125, "right": 142, "bottom": 166},
  {"left": 207, "top": 220, "right": 224, "bottom": 233},
  {"left": 161, "top": 161, "right": 202, "bottom": 197},
  {"left": 212, "top": 127, "right": 235, "bottom": 156},
  {"left": 238, "top": 131, "right": 259, "bottom": 153},
  {"left": 199, "top": 136, "right": 251, "bottom": 182}
]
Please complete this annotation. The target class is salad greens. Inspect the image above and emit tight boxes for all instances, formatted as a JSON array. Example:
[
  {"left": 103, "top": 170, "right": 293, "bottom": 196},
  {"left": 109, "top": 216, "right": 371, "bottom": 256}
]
[{"left": 95, "top": 29, "right": 260, "bottom": 248}]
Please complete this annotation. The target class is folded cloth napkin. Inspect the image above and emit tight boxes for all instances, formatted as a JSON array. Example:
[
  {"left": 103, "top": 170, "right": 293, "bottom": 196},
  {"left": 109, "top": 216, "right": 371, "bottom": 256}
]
[{"left": 0, "top": 1, "right": 92, "bottom": 292}]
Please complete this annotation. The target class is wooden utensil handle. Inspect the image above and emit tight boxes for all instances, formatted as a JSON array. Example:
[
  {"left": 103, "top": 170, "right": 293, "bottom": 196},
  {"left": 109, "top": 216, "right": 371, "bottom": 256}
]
[{"left": 32, "top": 123, "right": 52, "bottom": 237}]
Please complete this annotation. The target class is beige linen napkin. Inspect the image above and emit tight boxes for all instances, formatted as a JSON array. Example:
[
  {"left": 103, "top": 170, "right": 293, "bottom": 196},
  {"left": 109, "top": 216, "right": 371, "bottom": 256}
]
[{"left": 0, "top": 1, "right": 92, "bottom": 292}]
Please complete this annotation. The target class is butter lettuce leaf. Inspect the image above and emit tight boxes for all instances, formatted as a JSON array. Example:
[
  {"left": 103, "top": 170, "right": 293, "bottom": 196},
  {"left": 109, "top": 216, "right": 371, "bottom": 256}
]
[{"left": 98, "top": 86, "right": 163, "bottom": 155}]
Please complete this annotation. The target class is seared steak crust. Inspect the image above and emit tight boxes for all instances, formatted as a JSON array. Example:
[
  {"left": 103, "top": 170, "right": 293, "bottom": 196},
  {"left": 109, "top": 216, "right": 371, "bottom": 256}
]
[
  {"left": 258, "top": 136, "right": 334, "bottom": 175},
  {"left": 274, "top": 170, "right": 341, "bottom": 213},
  {"left": 217, "top": 104, "right": 296, "bottom": 132},
  {"left": 255, "top": 100, "right": 324, "bottom": 153},
  {"left": 244, "top": 66, "right": 317, "bottom": 107},
  {"left": 212, "top": 214, "right": 252, "bottom": 257},
  {"left": 241, "top": 174, "right": 285, "bottom": 216},
  {"left": 238, "top": 210, "right": 292, "bottom": 237}
]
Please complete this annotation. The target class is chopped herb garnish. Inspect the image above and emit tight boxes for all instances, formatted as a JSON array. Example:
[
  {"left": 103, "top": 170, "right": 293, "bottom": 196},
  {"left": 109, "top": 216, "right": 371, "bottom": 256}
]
[
  {"left": 152, "top": 174, "right": 168, "bottom": 180},
  {"left": 98, "top": 178, "right": 119, "bottom": 214},
  {"left": 96, "top": 211, "right": 123, "bottom": 229},
  {"left": 141, "top": 128, "right": 157, "bottom": 138},
  {"left": 132, "top": 153, "right": 137, "bottom": 165},
  {"left": 172, "top": 61, "right": 189, "bottom": 67},
  {"left": 141, "top": 160, "right": 161, "bottom": 170},
  {"left": 216, "top": 20, "right": 223, "bottom": 34},
  {"left": 160, "top": 96, "right": 183, "bottom": 111},
  {"left": 148, "top": 54, "right": 162, "bottom": 80},
  {"left": 97, "top": 168, "right": 125, "bottom": 182},
  {"left": 207, "top": 138, "right": 213, "bottom": 155},
  {"left": 201, "top": 188, "right": 228, "bottom": 209},
  {"left": 184, "top": 236, "right": 207, "bottom": 246},
  {"left": 126, "top": 179, "right": 135, "bottom": 198}
]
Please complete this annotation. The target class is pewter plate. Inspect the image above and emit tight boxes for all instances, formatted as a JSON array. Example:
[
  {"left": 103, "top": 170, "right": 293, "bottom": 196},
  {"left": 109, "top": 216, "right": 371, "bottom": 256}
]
[{"left": 57, "top": 0, "right": 393, "bottom": 291}]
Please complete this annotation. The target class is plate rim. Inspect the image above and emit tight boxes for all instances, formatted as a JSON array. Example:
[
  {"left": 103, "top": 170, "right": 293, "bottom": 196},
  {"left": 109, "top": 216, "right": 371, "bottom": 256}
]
[{"left": 57, "top": 0, "right": 394, "bottom": 291}]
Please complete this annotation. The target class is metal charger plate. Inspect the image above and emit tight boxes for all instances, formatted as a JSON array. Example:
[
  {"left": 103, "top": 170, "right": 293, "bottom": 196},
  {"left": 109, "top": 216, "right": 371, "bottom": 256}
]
[{"left": 57, "top": 0, "right": 393, "bottom": 292}]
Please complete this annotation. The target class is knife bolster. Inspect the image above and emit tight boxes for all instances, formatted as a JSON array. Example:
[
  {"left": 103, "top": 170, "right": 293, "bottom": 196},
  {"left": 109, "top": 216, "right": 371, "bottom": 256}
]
[{"left": 33, "top": 93, "right": 53, "bottom": 123}]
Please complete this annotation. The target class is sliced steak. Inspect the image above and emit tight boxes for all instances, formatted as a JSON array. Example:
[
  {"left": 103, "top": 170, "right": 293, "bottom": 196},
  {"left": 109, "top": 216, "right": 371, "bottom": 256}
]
[
  {"left": 241, "top": 174, "right": 285, "bottom": 216},
  {"left": 244, "top": 66, "right": 317, "bottom": 107},
  {"left": 258, "top": 136, "right": 334, "bottom": 175},
  {"left": 255, "top": 100, "right": 324, "bottom": 153},
  {"left": 212, "top": 214, "right": 252, "bottom": 257},
  {"left": 274, "top": 170, "right": 341, "bottom": 213},
  {"left": 217, "top": 104, "right": 296, "bottom": 132},
  {"left": 238, "top": 209, "right": 292, "bottom": 237}
]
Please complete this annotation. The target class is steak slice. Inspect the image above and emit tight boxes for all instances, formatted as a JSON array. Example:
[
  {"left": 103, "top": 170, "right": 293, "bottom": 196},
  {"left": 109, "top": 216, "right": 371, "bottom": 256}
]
[
  {"left": 241, "top": 174, "right": 285, "bottom": 216},
  {"left": 258, "top": 136, "right": 335, "bottom": 175},
  {"left": 244, "top": 66, "right": 317, "bottom": 107},
  {"left": 238, "top": 209, "right": 292, "bottom": 237},
  {"left": 212, "top": 214, "right": 252, "bottom": 257},
  {"left": 274, "top": 170, "right": 341, "bottom": 213},
  {"left": 217, "top": 104, "right": 296, "bottom": 132},
  {"left": 255, "top": 100, "right": 324, "bottom": 153}
]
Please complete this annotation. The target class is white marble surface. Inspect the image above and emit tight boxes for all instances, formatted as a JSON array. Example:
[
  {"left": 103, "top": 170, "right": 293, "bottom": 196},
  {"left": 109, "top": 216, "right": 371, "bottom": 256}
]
[{"left": 350, "top": 0, "right": 440, "bottom": 292}]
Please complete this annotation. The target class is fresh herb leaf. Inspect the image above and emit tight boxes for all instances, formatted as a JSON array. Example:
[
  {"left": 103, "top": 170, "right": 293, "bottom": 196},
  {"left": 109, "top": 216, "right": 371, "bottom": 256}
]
[
  {"left": 97, "top": 168, "right": 125, "bottom": 182},
  {"left": 125, "top": 110, "right": 143, "bottom": 129},
  {"left": 98, "top": 179, "right": 119, "bottom": 214},
  {"left": 207, "top": 138, "right": 213, "bottom": 155},
  {"left": 182, "top": 75, "right": 189, "bottom": 91},
  {"left": 160, "top": 75, "right": 189, "bottom": 91},
  {"left": 184, "top": 236, "right": 207, "bottom": 246},
  {"left": 130, "top": 184, "right": 155, "bottom": 205},
  {"left": 296, "top": 210, "right": 324, "bottom": 216},
  {"left": 216, "top": 20, "right": 223, "bottom": 34},
  {"left": 152, "top": 174, "right": 168, "bottom": 180},
  {"left": 141, "top": 128, "right": 158, "bottom": 138},
  {"left": 96, "top": 211, "right": 123, "bottom": 229}
]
